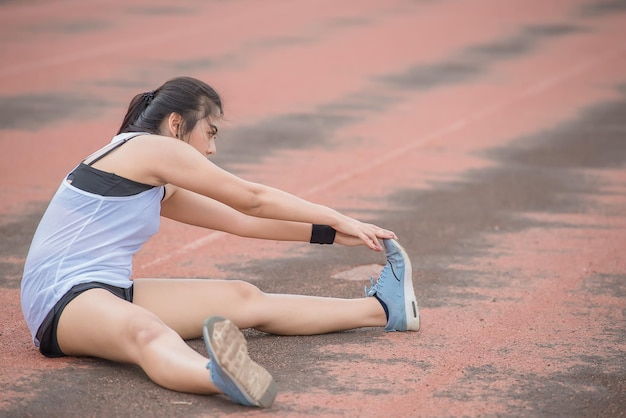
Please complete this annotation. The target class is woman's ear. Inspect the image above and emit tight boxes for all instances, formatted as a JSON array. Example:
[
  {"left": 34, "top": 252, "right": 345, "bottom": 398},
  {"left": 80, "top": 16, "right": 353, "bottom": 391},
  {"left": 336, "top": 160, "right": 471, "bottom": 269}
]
[{"left": 167, "top": 112, "right": 184, "bottom": 138}]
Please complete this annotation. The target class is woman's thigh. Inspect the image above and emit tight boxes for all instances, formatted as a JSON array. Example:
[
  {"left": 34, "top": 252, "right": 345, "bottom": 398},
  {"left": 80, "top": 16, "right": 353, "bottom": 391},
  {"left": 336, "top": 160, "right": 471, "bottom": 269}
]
[
  {"left": 56, "top": 288, "right": 167, "bottom": 363},
  {"left": 132, "top": 278, "right": 264, "bottom": 340}
]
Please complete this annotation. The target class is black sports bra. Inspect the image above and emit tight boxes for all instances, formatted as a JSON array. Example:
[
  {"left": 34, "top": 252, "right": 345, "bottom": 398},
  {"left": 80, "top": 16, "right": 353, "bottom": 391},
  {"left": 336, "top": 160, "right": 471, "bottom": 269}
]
[{"left": 67, "top": 133, "right": 155, "bottom": 197}]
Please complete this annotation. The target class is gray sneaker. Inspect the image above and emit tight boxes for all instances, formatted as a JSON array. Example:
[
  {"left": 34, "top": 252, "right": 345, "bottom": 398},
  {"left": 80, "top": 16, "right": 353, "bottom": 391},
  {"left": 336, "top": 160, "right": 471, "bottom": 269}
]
[
  {"left": 203, "top": 316, "right": 277, "bottom": 407},
  {"left": 365, "top": 239, "right": 420, "bottom": 331}
]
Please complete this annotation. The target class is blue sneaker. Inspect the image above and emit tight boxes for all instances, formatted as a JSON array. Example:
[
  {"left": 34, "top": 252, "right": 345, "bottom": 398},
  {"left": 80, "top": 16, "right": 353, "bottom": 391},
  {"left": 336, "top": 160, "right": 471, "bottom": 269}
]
[
  {"left": 203, "top": 316, "right": 277, "bottom": 407},
  {"left": 365, "top": 239, "right": 420, "bottom": 331}
]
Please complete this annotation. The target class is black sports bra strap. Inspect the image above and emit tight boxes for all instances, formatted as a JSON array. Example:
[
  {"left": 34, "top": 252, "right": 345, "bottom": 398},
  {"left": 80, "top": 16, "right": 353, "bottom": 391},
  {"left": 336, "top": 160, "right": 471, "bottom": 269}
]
[{"left": 84, "top": 133, "right": 148, "bottom": 166}]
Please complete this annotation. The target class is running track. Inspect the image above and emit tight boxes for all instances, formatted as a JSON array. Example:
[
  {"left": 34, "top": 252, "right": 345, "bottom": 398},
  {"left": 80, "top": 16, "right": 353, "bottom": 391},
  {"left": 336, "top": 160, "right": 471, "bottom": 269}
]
[{"left": 0, "top": 0, "right": 625, "bottom": 416}]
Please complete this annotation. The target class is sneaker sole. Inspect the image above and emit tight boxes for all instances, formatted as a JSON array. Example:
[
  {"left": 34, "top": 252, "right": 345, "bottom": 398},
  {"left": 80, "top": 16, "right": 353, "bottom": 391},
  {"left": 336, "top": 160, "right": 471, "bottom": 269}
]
[
  {"left": 203, "top": 317, "right": 277, "bottom": 407},
  {"left": 389, "top": 239, "right": 421, "bottom": 331}
]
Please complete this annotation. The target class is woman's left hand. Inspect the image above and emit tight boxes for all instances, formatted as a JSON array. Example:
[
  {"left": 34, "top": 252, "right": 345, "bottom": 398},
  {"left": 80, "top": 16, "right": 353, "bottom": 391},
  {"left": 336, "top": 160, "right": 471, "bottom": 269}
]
[{"left": 333, "top": 222, "right": 397, "bottom": 251}]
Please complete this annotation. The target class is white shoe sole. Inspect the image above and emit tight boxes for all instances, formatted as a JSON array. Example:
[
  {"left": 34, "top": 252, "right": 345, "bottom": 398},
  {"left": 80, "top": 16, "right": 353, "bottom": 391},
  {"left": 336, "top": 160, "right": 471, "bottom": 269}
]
[{"left": 389, "top": 239, "right": 420, "bottom": 331}]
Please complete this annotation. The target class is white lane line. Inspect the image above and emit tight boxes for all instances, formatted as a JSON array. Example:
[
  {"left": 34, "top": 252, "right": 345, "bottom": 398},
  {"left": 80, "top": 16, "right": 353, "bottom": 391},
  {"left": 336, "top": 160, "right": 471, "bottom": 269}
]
[{"left": 303, "top": 45, "right": 626, "bottom": 197}]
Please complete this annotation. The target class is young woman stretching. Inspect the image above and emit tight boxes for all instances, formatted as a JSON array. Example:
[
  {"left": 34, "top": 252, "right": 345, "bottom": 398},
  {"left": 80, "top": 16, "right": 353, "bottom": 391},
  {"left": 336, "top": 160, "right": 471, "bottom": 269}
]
[{"left": 20, "top": 76, "right": 420, "bottom": 408}]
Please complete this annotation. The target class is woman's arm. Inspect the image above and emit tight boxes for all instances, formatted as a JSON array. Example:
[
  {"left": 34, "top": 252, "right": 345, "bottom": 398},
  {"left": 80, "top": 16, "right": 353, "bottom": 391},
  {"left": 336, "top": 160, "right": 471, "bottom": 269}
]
[
  {"left": 161, "top": 186, "right": 386, "bottom": 247},
  {"left": 141, "top": 136, "right": 395, "bottom": 250}
]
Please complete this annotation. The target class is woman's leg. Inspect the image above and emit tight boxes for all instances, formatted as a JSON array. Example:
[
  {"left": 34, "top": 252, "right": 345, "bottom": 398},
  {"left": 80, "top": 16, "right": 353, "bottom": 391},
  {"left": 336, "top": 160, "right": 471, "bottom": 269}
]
[
  {"left": 132, "top": 278, "right": 387, "bottom": 339},
  {"left": 56, "top": 288, "right": 218, "bottom": 394}
]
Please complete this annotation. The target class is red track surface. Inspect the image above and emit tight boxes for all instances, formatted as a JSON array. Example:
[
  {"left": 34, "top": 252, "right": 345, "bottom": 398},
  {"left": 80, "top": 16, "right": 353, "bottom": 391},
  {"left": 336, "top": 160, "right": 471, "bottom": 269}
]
[{"left": 1, "top": 0, "right": 625, "bottom": 416}]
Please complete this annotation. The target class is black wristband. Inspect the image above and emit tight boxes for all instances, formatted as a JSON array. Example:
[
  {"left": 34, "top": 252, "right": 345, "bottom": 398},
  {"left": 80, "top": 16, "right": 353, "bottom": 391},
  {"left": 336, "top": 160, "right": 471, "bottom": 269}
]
[{"left": 310, "top": 224, "right": 336, "bottom": 244}]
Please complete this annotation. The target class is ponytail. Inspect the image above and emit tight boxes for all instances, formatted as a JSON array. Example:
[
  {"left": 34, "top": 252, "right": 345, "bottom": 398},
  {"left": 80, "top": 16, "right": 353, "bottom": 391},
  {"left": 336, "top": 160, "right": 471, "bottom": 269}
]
[{"left": 117, "top": 91, "right": 156, "bottom": 134}]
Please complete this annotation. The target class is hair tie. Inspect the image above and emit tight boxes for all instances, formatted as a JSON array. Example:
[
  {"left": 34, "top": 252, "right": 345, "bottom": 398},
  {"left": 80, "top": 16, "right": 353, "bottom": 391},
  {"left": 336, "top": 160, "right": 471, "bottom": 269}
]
[{"left": 142, "top": 90, "right": 155, "bottom": 105}]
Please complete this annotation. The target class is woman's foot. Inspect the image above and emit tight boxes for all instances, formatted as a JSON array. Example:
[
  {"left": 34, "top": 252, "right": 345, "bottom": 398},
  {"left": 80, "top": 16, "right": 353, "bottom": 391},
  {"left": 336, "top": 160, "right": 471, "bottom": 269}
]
[
  {"left": 203, "top": 316, "right": 277, "bottom": 407},
  {"left": 365, "top": 239, "right": 420, "bottom": 331}
]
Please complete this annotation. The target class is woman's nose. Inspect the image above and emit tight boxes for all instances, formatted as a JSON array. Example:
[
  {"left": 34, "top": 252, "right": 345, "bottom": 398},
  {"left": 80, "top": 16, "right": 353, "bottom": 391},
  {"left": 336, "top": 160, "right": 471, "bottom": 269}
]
[{"left": 207, "top": 140, "right": 217, "bottom": 155}]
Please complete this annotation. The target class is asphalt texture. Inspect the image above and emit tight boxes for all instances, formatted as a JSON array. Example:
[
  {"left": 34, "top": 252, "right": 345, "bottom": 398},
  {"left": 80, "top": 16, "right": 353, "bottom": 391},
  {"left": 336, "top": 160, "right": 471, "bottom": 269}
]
[{"left": 0, "top": 0, "right": 625, "bottom": 417}]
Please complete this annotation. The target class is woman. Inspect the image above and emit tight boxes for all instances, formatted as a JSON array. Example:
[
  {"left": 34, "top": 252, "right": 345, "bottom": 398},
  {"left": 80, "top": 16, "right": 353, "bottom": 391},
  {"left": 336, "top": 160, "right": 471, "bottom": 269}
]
[{"left": 20, "top": 76, "right": 420, "bottom": 408}]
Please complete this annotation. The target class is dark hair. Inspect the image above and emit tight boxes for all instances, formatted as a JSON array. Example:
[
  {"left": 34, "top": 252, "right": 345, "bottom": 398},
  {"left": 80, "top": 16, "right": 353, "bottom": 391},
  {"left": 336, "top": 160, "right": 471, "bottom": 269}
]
[{"left": 117, "top": 76, "right": 223, "bottom": 138}]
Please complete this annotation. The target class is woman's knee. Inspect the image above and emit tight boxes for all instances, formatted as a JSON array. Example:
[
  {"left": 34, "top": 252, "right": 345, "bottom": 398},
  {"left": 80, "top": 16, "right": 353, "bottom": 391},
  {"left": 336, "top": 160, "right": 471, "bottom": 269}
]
[
  {"left": 126, "top": 312, "right": 174, "bottom": 349},
  {"left": 228, "top": 280, "right": 265, "bottom": 303}
]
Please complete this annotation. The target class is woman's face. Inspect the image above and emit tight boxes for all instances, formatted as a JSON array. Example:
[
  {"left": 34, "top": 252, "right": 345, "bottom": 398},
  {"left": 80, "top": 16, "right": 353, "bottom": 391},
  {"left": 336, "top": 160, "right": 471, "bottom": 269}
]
[{"left": 186, "top": 118, "right": 219, "bottom": 157}]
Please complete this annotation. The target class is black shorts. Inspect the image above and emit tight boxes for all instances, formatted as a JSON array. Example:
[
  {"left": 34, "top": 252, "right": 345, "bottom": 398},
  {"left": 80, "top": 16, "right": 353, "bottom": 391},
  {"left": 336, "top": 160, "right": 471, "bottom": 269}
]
[{"left": 36, "top": 282, "right": 134, "bottom": 358}]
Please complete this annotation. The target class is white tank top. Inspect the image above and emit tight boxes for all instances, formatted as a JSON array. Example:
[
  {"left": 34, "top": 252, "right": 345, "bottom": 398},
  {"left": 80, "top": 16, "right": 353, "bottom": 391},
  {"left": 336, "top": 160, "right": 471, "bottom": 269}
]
[{"left": 21, "top": 134, "right": 164, "bottom": 346}]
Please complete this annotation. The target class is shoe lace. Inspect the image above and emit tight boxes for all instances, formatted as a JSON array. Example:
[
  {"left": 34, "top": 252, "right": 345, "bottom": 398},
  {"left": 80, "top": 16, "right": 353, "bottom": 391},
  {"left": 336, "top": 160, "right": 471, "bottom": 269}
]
[{"left": 364, "top": 262, "right": 391, "bottom": 297}]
